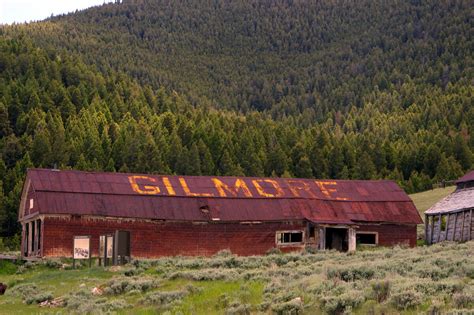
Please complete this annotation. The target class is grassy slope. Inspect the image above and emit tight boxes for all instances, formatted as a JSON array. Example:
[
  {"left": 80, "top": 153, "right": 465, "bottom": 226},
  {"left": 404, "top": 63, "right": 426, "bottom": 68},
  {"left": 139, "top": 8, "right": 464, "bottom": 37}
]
[
  {"left": 409, "top": 186, "right": 456, "bottom": 216},
  {"left": 409, "top": 186, "right": 455, "bottom": 239}
]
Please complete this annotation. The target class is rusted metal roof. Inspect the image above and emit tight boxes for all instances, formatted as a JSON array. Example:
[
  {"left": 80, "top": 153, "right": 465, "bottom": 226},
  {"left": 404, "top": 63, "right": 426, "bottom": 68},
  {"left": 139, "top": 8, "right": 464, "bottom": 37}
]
[
  {"left": 425, "top": 187, "right": 474, "bottom": 215},
  {"left": 456, "top": 170, "right": 474, "bottom": 184},
  {"left": 23, "top": 169, "right": 422, "bottom": 225}
]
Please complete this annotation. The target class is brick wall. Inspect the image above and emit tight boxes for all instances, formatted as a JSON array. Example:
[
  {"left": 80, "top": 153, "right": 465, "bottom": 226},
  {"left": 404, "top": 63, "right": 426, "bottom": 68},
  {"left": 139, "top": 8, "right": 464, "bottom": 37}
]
[
  {"left": 42, "top": 216, "right": 306, "bottom": 258},
  {"left": 357, "top": 224, "right": 417, "bottom": 247}
]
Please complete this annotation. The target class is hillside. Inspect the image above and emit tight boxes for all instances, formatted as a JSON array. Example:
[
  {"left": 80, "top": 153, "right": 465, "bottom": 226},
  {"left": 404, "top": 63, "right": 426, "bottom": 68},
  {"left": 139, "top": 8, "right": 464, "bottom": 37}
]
[
  {"left": 0, "top": 0, "right": 473, "bottom": 243},
  {"left": 6, "top": 0, "right": 472, "bottom": 115},
  {"left": 0, "top": 242, "right": 473, "bottom": 314},
  {"left": 410, "top": 186, "right": 456, "bottom": 215}
]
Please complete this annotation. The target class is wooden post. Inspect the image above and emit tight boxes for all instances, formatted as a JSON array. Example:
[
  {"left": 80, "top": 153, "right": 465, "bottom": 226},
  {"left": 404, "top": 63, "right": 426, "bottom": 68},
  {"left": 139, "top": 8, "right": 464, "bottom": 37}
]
[
  {"left": 437, "top": 214, "right": 442, "bottom": 243},
  {"left": 459, "top": 211, "right": 466, "bottom": 242},
  {"left": 445, "top": 214, "right": 450, "bottom": 241},
  {"left": 28, "top": 221, "right": 33, "bottom": 256},
  {"left": 348, "top": 228, "right": 356, "bottom": 252},
  {"left": 452, "top": 212, "right": 458, "bottom": 241},
  {"left": 319, "top": 227, "right": 326, "bottom": 250},
  {"left": 425, "top": 214, "right": 429, "bottom": 244},
  {"left": 469, "top": 209, "right": 473, "bottom": 241},
  {"left": 430, "top": 215, "right": 434, "bottom": 244}
]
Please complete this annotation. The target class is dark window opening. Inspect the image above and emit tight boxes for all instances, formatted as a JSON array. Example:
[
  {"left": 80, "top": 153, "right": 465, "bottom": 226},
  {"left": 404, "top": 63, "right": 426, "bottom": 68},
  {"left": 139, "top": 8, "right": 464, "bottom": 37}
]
[
  {"left": 325, "top": 228, "right": 348, "bottom": 252},
  {"left": 31, "top": 221, "right": 35, "bottom": 252},
  {"left": 277, "top": 231, "right": 303, "bottom": 244},
  {"left": 356, "top": 233, "right": 377, "bottom": 245},
  {"left": 37, "top": 219, "right": 41, "bottom": 250},
  {"left": 309, "top": 226, "right": 315, "bottom": 238}
]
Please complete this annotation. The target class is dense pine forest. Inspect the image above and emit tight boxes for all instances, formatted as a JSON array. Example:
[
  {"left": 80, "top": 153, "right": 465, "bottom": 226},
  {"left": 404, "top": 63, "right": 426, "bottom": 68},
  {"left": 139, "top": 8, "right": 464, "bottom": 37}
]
[{"left": 0, "top": 0, "right": 472, "bottom": 244}]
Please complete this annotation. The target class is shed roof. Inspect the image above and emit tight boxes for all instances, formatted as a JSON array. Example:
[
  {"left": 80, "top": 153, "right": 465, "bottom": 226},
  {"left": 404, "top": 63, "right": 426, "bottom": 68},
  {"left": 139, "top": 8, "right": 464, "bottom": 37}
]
[
  {"left": 21, "top": 169, "right": 422, "bottom": 225},
  {"left": 456, "top": 170, "right": 474, "bottom": 184},
  {"left": 425, "top": 187, "right": 474, "bottom": 215}
]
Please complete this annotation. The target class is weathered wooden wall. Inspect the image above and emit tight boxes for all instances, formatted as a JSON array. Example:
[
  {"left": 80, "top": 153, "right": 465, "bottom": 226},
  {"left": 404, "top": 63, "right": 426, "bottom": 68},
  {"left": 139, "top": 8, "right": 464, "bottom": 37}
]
[
  {"left": 38, "top": 216, "right": 419, "bottom": 258},
  {"left": 426, "top": 209, "right": 473, "bottom": 244},
  {"left": 41, "top": 215, "right": 307, "bottom": 258},
  {"left": 357, "top": 224, "right": 417, "bottom": 247}
]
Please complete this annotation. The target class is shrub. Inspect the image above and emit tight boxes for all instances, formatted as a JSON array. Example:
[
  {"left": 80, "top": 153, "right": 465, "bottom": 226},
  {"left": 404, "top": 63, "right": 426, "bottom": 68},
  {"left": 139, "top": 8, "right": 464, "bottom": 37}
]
[
  {"left": 371, "top": 280, "right": 391, "bottom": 302},
  {"left": 216, "top": 293, "right": 230, "bottom": 309},
  {"left": 417, "top": 265, "right": 450, "bottom": 281},
  {"left": 168, "top": 269, "right": 239, "bottom": 281},
  {"left": 8, "top": 283, "right": 38, "bottom": 302},
  {"left": 266, "top": 248, "right": 282, "bottom": 255},
  {"left": 321, "top": 290, "right": 365, "bottom": 314},
  {"left": 225, "top": 301, "right": 251, "bottom": 315},
  {"left": 65, "top": 290, "right": 129, "bottom": 313},
  {"left": 390, "top": 290, "right": 422, "bottom": 310},
  {"left": 123, "top": 267, "right": 144, "bottom": 276},
  {"left": 327, "top": 265, "right": 375, "bottom": 282},
  {"left": 452, "top": 291, "right": 474, "bottom": 308},
  {"left": 25, "top": 292, "right": 53, "bottom": 305},
  {"left": 43, "top": 259, "right": 62, "bottom": 269},
  {"left": 140, "top": 290, "right": 187, "bottom": 305},
  {"left": 214, "top": 249, "right": 233, "bottom": 258},
  {"left": 104, "top": 277, "right": 159, "bottom": 295},
  {"left": 271, "top": 298, "right": 303, "bottom": 315}
]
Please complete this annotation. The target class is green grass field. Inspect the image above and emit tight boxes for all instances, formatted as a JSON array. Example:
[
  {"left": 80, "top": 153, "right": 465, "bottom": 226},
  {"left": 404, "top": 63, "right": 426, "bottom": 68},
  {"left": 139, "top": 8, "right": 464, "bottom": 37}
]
[
  {"left": 409, "top": 186, "right": 455, "bottom": 239},
  {"left": 409, "top": 186, "right": 456, "bottom": 216},
  {"left": 1, "top": 186, "right": 472, "bottom": 314}
]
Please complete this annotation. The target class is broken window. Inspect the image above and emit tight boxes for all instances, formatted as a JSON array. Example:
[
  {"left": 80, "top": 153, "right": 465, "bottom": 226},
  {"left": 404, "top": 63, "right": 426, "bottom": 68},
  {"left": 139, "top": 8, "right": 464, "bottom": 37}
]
[
  {"left": 356, "top": 232, "right": 377, "bottom": 245},
  {"left": 276, "top": 231, "right": 304, "bottom": 245}
]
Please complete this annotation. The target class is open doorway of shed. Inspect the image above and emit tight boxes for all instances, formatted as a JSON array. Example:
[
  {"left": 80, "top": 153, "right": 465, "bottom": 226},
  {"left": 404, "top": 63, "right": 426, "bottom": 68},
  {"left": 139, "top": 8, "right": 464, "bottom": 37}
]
[{"left": 325, "top": 228, "right": 348, "bottom": 251}]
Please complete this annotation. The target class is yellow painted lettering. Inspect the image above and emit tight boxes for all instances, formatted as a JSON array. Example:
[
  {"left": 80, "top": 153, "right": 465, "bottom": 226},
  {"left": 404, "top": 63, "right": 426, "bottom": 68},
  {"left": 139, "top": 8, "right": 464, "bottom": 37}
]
[
  {"left": 162, "top": 177, "right": 176, "bottom": 195},
  {"left": 128, "top": 176, "right": 160, "bottom": 195},
  {"left": 252, "top": 179, "right": 285, "bottom": 197},
  {"left": 314, "top": 181, "right": 348, "bottom": 200},
  {"left": 286, "top": 179, "right": 317, "bottom": 198},
  {"left": 179, "top": 178, "right": 214, "bottom": 197},
  {"left": 212, "top": 178, "right": 253, "bottom": 197}
]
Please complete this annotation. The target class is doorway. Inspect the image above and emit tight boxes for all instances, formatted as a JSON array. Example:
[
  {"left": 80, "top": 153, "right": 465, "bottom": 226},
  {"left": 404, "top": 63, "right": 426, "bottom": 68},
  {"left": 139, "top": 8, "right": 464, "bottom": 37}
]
[{"left": 325, "top": 228, "right": 348, "bottom": 252}]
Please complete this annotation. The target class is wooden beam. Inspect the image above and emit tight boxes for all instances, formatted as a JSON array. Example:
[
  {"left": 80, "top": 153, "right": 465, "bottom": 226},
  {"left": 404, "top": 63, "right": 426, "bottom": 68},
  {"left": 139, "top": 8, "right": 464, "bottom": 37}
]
[
  {"left": 348, "top": 228, "right": 356, "bottom": 252},
  {"left": 430, "top": 214, "right": 434, "bottom": 244},
  {"left": 470, "top": 209, "right": 473, "bottom": 241},
  {"left": 425, "top": 214, "right": 429, "bottom": 244},
  {"left": 437, "top": 214, "right": 442, "bottom": 243},
  {"left": 445, "top": 214, "right": 450, "bottom": 242},
  {"left": 460, "top": 211, "right": 466, "bottom": 242},
  {"left": 452, "top": 212, "right": 458, "bottom": 241}
]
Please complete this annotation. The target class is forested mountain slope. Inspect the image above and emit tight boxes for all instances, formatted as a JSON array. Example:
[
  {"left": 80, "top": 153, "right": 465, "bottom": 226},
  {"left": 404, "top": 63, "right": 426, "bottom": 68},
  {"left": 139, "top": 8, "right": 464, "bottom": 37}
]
[
  {"left": 4, "top": 0, "right": 471, "bottom": 116},
  {"left": 0, "top": 0, "right": 472, "bottom": 242}
]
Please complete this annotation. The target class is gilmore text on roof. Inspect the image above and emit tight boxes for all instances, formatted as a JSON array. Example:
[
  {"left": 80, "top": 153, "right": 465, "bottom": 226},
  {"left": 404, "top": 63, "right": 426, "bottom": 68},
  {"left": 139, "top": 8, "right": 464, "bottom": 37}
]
[{"left": 20, "top": 169, "right": 422, "bottom": 225}]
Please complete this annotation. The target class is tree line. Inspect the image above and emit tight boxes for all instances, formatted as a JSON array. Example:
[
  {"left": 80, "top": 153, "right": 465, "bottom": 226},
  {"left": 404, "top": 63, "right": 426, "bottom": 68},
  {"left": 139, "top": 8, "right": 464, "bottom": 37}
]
[{"left": 0, "top": 38, "right": 472, "bottom": 242}]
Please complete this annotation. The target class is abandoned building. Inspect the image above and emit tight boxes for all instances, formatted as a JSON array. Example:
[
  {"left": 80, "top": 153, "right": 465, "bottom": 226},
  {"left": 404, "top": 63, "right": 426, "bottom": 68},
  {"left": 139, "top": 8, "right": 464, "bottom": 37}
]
[
  {"left": 19, "top": 169, "right": 422, "bottom": 259},
  {"left": 425, "top": 170, "right": 474, "bottom": 244}
]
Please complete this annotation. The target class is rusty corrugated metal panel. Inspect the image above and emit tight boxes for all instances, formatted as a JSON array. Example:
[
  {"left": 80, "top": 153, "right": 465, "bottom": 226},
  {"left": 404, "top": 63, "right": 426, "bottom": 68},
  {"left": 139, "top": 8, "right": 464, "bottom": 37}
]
[
  {"left": 455, "top": 170, "right": 474, "bottom": 184},
  {"left": 25, "top": 168, "right": 422, "bottom": 224}
]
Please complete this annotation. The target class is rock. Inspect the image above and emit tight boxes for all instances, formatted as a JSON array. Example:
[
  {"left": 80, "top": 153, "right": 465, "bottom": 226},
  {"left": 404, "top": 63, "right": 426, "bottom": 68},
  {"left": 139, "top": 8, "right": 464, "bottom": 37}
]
[
  {"left": 79, "top": 283, "right": 86, "bottom": 288},
  {"left": 289, "top": 296, "right": 303, "bottom": 305},
  {"left": 91, "top": 287, "right": 103, "bottom": 296},
  {"left": 39, "top": 297, "right": 64, "bottom": 308},
  {"left": 109, "top": 266, "right": 122, "bottom": 272}
]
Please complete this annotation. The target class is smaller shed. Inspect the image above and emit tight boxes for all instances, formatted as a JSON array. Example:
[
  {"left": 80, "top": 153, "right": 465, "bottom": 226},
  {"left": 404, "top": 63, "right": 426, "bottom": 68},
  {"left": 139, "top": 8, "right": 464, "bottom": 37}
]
[{"left": 425, "top": 170, "right": 474, "bottom": 244}]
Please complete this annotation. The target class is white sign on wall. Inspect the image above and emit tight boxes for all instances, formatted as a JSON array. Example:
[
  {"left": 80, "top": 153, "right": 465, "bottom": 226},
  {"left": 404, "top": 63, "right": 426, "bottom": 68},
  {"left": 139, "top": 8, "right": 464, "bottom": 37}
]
[{"left": 73, "top": 236, "right": 90, "bottom": 259}]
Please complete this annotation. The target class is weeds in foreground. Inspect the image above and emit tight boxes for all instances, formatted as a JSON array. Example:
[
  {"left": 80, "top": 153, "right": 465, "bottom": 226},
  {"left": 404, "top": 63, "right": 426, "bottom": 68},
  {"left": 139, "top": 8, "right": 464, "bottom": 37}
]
[{"left": 1, "top": 241, "right": 473, "bottom": 314}]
